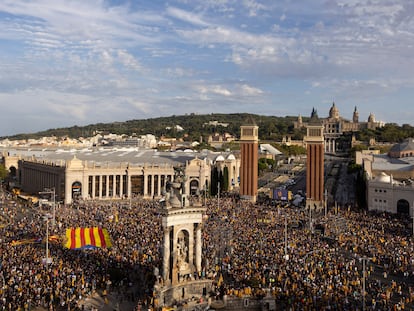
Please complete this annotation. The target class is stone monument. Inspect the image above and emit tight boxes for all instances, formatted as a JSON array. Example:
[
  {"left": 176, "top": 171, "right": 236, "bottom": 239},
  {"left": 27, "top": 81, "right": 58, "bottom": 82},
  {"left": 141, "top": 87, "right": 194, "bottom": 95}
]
[{"left": 155, "top": 167, "right": 212, "bottom": 308}]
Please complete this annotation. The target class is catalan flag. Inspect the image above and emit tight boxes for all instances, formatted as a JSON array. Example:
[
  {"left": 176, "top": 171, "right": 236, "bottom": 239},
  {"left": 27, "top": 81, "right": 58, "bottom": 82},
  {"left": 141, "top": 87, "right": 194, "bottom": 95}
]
[{"left": 64, "top": 227, "right": 112, "bottom": 249}]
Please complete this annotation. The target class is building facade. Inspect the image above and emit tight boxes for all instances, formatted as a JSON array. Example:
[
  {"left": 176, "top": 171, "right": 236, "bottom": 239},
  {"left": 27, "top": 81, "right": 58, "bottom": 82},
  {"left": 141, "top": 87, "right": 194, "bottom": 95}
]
[
  {"left": 2, "top": 148, "right": 241, "bottom": 205},
  {"left": 367, "top": 172, "right": 414, "bottom": 216},
  {"left": 357, "top": 139, "right": 414, "bottom": 216},
  {"left": 295, "top": 102, "right": 385, "bottom": 153}
]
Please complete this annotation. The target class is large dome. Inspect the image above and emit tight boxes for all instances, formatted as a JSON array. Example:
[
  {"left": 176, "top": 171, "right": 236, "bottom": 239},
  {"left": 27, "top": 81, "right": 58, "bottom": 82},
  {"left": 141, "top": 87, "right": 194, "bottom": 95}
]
[{"left": 329, "top": 102, "right": 339, "bottom": 119}]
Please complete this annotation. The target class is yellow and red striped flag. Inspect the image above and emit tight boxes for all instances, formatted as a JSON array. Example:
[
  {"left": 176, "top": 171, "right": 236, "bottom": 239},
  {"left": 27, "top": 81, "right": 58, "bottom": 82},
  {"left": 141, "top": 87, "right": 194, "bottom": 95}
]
[{"left": 64, "top": 227, "right": 112, "bottom": 249}]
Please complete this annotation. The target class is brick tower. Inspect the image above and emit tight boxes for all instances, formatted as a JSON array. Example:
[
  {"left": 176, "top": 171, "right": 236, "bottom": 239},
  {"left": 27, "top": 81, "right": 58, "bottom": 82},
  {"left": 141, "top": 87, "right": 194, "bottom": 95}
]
[
  {"left": 240, "top": 118, "right": 259, "bottom": 203},
  {"left": 304, "top": 108, "right": 324, "bottom": 210}
]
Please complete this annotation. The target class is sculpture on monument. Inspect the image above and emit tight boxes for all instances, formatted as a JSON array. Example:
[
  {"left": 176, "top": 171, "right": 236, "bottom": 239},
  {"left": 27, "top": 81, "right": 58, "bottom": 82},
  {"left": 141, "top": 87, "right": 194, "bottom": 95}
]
[
  {"left": 164, "top": 167, "right": 187, "bottom": 209},
  {"left": 176, "top": 231, "right": 189, "bottom": 271}
]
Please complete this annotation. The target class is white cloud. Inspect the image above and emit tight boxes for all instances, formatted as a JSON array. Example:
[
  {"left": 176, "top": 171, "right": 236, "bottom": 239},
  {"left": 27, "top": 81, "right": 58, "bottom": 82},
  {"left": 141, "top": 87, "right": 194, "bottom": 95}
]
[
  {"left": 117, "top": 50, "right": 142, "bottom": 71},
  {"left": 239, "top": 84, "right": 263, "bottom": 96},
  {"left": 166, "top": 6, "right": 210, "bottom": 27},
  {"left": 0, "top": 0, "right": 414, "bottom": 135}
]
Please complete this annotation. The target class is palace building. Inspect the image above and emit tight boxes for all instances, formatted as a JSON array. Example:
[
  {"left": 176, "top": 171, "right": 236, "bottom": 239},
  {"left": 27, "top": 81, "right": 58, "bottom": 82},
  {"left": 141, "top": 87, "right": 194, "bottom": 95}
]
[
  {"left": 2, "top": 147, "right": 241, "bottom": 205},
  {"left": 295, "top": 102, "right": 385, "bottom": 153}
]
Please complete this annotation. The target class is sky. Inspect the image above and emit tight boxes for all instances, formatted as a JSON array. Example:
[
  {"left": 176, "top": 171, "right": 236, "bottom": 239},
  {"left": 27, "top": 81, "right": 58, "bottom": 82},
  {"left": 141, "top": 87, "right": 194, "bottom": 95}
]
[{"left": 0, "top": 0, "right": 413, "bottom": 136}]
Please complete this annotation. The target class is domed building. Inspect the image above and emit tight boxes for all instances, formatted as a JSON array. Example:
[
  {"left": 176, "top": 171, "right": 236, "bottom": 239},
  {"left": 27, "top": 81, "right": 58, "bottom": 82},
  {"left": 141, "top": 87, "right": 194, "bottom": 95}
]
[
  {"left": 366, "top": 171, "right": 414, "bottom": 215},
  {"left": 357, "top": 139, "right": 414, "bottom": 216},
  {"left": 2, "top": 147, "right": 241, "bottom": 205},
  {"left": 388, "top": 137, "right": 414, "bottom": 158},
  {"left": 294, "top": 102, "right": 385, "bottom": 153}
]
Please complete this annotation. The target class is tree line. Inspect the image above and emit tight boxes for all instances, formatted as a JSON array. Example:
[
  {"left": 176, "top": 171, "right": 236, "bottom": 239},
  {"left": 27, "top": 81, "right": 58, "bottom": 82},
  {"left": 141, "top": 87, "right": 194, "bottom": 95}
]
[{"left": 2, "top": 113, "right": 414, "bottom": 149}]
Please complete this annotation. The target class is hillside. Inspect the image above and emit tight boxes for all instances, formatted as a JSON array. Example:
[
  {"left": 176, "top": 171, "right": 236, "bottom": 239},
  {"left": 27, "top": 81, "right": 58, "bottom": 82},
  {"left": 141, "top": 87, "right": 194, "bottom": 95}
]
[
  {"left": 3, "top": 113, "right": 414, "bottom": 146},
  {"left": 4, "top": 113, "right": 303, "bottom": 142}
]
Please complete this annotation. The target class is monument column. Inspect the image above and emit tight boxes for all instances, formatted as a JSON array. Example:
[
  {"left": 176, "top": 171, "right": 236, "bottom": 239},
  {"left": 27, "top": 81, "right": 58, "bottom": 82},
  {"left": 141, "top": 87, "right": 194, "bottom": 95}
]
[
  {"left": 195, "top": 223, "right": 202, "bottom": 272},
  {"left": 163, "top": 227, "right": 171, "bottom": 282}
]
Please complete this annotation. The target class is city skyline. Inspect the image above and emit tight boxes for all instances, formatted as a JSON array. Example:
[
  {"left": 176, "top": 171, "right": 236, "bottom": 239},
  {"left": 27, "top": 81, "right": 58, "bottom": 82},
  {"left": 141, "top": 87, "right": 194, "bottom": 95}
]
[{"left": 0, "top": 0, "right": 413, "bottom": 136}]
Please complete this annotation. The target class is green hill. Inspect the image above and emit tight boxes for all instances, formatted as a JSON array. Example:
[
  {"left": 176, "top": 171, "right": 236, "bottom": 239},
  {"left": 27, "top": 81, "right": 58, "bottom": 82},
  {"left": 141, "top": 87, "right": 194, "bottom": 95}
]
[{"left": 3, "top": 113, "right": 304, "bottom": 142}]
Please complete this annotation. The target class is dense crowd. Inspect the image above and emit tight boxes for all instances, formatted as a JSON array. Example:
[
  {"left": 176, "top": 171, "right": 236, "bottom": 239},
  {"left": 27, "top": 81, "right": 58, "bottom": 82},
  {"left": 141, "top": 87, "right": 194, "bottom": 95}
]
[
  {"left": 203, "top": 197, "right": 414, "bottom": 310},
  {"left": 0, "top": 196, "right": 160, "bottom": 310},
  {"left": 0, "top": 190, "right": 413, "bottom": 310}
]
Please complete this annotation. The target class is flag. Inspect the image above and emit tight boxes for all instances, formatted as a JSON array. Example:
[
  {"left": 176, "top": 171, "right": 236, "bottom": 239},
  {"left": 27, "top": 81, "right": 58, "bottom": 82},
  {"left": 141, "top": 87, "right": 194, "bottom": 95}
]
[
  {"left": 63, "top": 227, "right": 112, "bottom": 249},
  {"left": 48, "top": 235, "right": 61, "bottom": 244},
  {"left": 10, "top": 237, "right": 42, "bottom": 246}
]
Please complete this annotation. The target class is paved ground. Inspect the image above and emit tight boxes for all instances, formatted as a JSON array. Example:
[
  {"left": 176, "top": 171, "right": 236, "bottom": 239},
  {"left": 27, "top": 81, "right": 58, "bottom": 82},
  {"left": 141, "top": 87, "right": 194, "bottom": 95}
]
[{"left": 32, "top": 289, "right": 139, "bottom": 311}]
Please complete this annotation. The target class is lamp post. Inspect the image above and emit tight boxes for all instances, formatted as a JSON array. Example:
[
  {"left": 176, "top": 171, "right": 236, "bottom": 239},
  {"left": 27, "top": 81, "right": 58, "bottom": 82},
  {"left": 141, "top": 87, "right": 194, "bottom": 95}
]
[
  {"left": 284, "top": 213, "right": 288, "bottom": 260},
  {"left": 217, "top": 182, "right": 220, "bottom": 210},
  {"left": 360, "top": 257, "right": 371, "bottom": 311},
  {"left": 40, "top": 188, "right": 55, "bottom": 228},
  {"left": 309, "top": 201, "right": 313, "bottom": 232},
  {"left": 43, "top": 214, "right": 52, "bottom": 266}
]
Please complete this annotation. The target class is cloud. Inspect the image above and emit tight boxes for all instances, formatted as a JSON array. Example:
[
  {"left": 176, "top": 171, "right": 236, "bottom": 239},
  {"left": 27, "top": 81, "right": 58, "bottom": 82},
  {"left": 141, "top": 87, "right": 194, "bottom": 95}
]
[
  {"left": 117, "top": 50, "right": 142, "bottom": 71},
  {"left": 166, "top": 6, "right": 210, "bottom": 27},
  {"left": 0, "top": 0, "right": 414, "bottom": 136},
  {"left": 239, "top": 84, "right": 263, "bottom": 96}
]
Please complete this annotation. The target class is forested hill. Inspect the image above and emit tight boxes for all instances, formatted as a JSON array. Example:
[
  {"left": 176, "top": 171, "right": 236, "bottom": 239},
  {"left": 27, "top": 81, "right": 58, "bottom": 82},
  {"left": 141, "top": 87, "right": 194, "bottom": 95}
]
[
  {"left": 4, "top": 113, "right": 303, "bottom": 142},
  {"left": 3, "top": 113, "right": 414, "bottom": 144}
]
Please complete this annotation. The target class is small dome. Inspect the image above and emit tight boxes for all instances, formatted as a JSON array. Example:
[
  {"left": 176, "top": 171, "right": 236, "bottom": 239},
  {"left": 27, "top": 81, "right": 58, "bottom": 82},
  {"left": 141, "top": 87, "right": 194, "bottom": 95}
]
[
  {"left": 376, "top": 172, "right": 391, "bottom": 183},
  {"left": 226, "top": 154, "right": 236, "bottom": 160},
  {"left": 215, "top": 155, "right": 225, "bottom": 162}
]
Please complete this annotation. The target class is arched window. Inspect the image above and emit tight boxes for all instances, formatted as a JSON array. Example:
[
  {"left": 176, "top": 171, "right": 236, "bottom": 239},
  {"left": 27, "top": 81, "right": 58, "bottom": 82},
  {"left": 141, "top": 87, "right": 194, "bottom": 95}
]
[
  {"left": 72, "top": 181, "right": 82, "bottom": 199},
  {"left": 397, "top": 199, "right": 410, "bottom": 214}
]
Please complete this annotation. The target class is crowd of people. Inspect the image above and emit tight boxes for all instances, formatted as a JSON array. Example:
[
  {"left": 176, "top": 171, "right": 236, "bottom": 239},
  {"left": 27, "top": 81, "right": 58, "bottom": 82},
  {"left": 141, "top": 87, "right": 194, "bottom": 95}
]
[
  {"left": 203, "top": 196, "right": 414, "bottom": 310},
  {"left": 0, "top": 189, "right": 413, "bottom": 310},
  {"left": 0, "top": 194, "right": 160, "bottom": 310}
]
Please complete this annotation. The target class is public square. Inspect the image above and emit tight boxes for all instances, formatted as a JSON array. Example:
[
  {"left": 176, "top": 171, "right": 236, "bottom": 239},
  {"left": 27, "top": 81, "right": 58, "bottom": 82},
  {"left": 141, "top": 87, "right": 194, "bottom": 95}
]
[{"left": 0, "top": 187, "right": 413, "bottom": 310}]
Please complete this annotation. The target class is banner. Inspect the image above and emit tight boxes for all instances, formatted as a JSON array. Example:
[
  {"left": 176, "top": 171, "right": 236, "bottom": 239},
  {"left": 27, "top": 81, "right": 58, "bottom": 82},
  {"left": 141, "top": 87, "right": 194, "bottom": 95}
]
[
  {"left": 273, "top": 188, "right": 292, "bottom": 201},
  {"left": 10, "top": 237, "right": 42, "bottom": 246},
  {"left": 64, "top": 227, "right": 112, "bottom": 249}
]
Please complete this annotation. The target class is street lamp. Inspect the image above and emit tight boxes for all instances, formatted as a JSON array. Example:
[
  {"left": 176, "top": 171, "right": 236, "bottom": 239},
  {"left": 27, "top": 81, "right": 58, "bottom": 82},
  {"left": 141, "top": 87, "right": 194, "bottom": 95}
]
[
  {"left": 360, "top": 256, "right": 371, "bottom": 311},
  {"left": 43, "top": 214, "right": 52, "bottom": 266},
  {"left": 218, "top": 182, "right": 220, "bottom": 209},
  {"left": 39, "top": 188, "right": 56, "bottom": 228},
  {"left": 284, "top": 213, "right": 288, "bottom": 260}
]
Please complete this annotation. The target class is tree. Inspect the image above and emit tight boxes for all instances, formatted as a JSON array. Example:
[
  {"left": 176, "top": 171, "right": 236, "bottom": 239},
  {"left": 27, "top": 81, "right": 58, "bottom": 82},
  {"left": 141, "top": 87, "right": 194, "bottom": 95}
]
[
  {"left": 210, "top": 167, "right": 219, "bottom": 196},
  {"left": 0, "top": 164, "right": 8, "bottom": 181},
  {"left": 222, "top": 166, "right": 229, "bottom": 192}
]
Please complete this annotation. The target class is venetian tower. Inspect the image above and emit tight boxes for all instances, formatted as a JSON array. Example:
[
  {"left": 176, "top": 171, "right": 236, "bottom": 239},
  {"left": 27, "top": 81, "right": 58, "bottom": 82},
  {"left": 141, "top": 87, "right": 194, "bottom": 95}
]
[
  {"left": 304, "top": 108, "right": 325, "bottom": 210},
  {"left": 240, "top": 118, "right": 259, "bottom": 203},
  {"left": 157, "top": 168, "right": 211, "bottom": 307}
]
